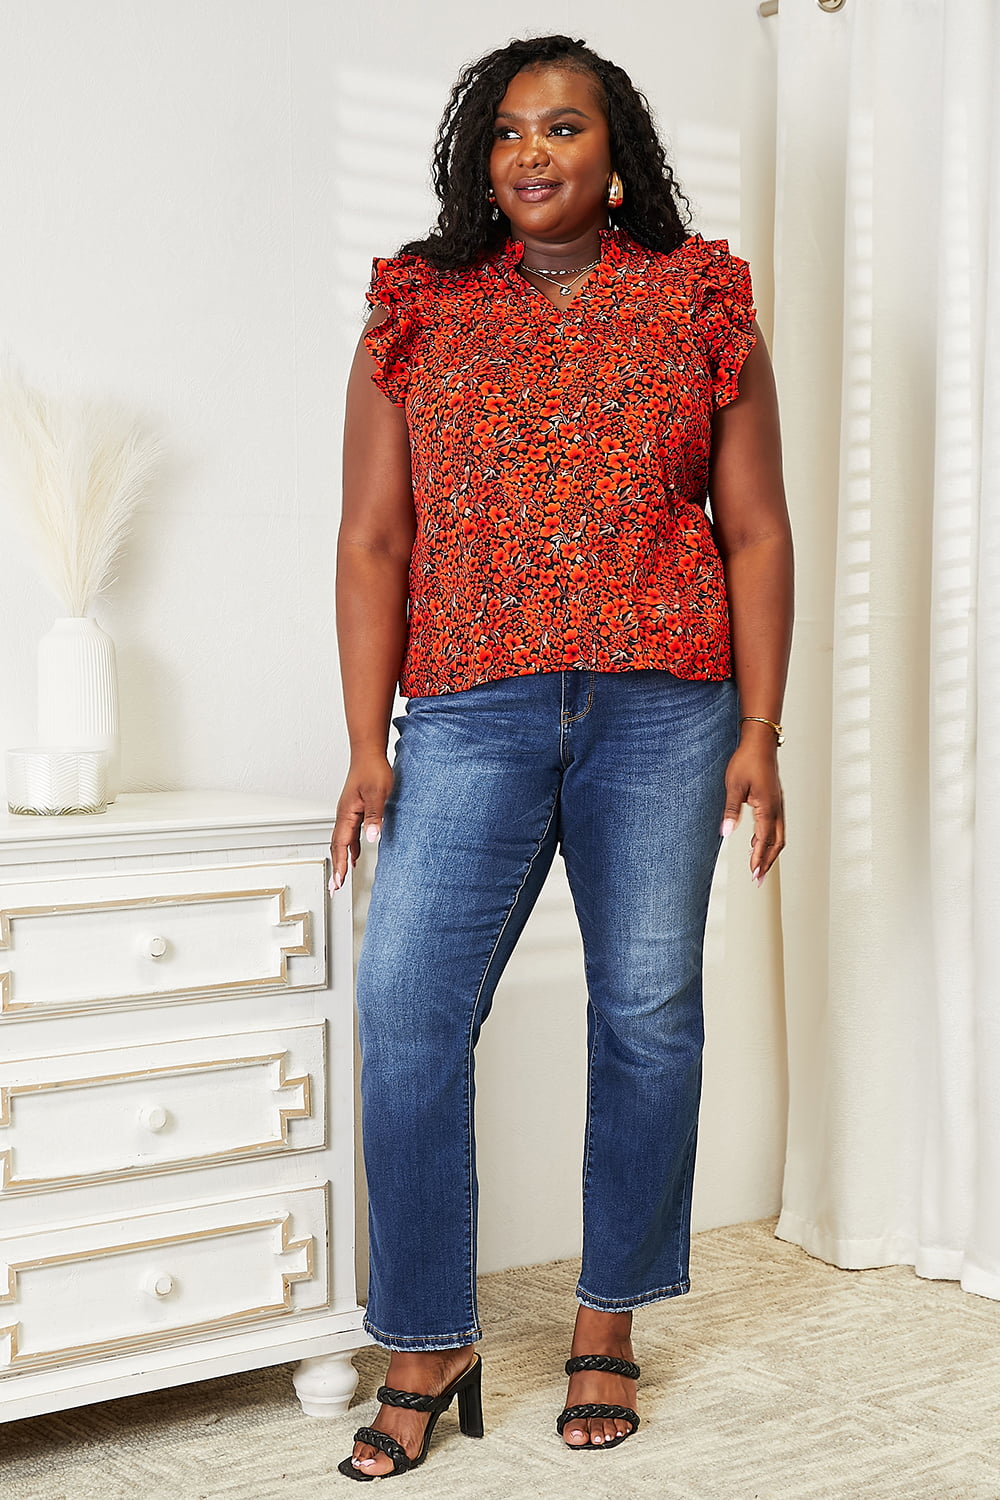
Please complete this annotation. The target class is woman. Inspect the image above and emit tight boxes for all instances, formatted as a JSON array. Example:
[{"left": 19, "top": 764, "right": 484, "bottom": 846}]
[{"left": 331, "top": 34, "right": 792, "bottom": 1481}]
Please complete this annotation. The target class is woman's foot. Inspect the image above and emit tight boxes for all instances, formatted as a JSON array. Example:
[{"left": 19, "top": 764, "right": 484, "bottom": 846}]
[
  {"left": 349, "top": 1347, "right": 477, "bottom": 1477},
  {"left": 561, "top": 1306, "right": 638, "bottom": 1448}
]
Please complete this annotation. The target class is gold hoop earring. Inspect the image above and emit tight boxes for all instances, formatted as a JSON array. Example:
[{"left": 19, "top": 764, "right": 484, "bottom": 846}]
[{"left": 607, "top": 171, "right": 624, "bottom": 208}]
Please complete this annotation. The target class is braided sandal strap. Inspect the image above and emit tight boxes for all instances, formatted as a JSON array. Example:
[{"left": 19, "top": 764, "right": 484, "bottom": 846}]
[
  {"left": 351, "top": 1426, "right": 411, "bottom": 1473},
  {"left": 565, "top": 1355, "right": 641, "bottom": 1380},
  {"left": 556, "top": 1403, "right": 640, "bottom": 1436},
  {"left": 375, "top": 1385, "right": 441, "bottom": 1413}
]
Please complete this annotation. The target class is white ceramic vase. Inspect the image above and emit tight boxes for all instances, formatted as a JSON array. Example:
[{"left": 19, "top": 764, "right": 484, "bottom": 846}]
[{"left": 37, "top": 616, "right": 120, "bottom": 801}]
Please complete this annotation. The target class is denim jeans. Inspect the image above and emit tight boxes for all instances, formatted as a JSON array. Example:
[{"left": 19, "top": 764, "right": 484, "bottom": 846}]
[{"left": 356, "top": 668, "right": 738, "bottom": 1351}]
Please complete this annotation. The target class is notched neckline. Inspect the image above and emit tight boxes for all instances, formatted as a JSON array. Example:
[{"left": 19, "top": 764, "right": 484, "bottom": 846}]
[{"left": 496, "top": 227, "right": 627, "bottom": 317}]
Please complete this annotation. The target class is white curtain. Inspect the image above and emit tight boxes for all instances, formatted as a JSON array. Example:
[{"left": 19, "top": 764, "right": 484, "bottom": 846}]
[{"left": 772, "top": 0, "right": 1000, "bottom": 1297}]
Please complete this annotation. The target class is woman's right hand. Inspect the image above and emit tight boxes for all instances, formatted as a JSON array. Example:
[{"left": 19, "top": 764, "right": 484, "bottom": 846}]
[{"left": 330, "top": 751, "right": 395, "bottom": 891}]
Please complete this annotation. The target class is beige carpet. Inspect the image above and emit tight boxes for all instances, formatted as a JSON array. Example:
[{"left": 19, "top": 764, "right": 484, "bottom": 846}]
[{"left": 5, "top": 1217, "right": 999, "bottom": 1500}]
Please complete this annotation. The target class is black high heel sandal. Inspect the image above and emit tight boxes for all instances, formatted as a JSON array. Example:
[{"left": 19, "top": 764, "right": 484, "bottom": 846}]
[
  {"left": 556, "top": 1354, "right": 641, "bottom": 1451},
  {"left": 337, "top": 1353, "right": 484, "bottom": 1481}
]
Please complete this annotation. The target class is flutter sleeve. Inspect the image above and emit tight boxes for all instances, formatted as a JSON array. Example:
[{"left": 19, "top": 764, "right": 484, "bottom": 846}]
[
  {"left": 363, "top": 253, "right": 434, "bottom": 407},
  {"left": 679, "top": 236, "right": 757, "bottom": 410}
]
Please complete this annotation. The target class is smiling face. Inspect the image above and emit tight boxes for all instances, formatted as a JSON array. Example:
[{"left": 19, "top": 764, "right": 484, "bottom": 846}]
[{"left": 489, "top": 64, "right": 614, "bottom": 248}]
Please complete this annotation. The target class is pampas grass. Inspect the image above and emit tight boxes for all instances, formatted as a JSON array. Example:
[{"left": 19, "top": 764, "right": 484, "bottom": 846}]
[{"left": 0, "top": 373, "right": 161, "bottom": 617}]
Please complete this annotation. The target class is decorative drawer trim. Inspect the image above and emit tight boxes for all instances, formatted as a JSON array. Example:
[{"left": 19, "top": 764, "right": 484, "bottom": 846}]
[
  {"left": 0, "top": 859, "right": 328, "bottom": 1018},
  {"left": 0, "top": 1185, "right": 329, "bottom": 1373},
  {"left": 0, "top": 890, "right": 309, "bottom": 1012},
  {"left": 0, "top": 1024, "right": 326, "bottom": 1194}
]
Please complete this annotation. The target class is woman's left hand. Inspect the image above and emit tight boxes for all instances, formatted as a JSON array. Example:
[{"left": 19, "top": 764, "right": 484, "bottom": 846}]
[{"left": 720, "top": 728, "right": 785, "bottom": 886}]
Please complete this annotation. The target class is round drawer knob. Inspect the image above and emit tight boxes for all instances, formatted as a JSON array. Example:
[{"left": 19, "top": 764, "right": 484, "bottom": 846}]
[
  {"left": 143, "top": 1271, "right": 174, "bottom": 1299},
  {"left": 147, "top": 936, "right": 168, "bottom": 959},
  {"left": 139, "top": 1105, "right": 169, "bottom": 1132}
]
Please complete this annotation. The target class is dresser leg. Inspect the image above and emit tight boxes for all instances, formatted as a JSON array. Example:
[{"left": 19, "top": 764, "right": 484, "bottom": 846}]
[{"left": 293, "top": 1350, "right": 360, "bottom": 1417}]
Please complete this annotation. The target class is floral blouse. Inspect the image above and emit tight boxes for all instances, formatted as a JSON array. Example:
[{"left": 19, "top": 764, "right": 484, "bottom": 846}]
[{"left": 364, "top": 228, "right": 756, "bottom": 698}]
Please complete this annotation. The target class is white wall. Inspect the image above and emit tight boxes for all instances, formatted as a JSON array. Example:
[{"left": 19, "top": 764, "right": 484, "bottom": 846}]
[
  {"left": 0, "top": 1, "right": 783, "bottom": 1283},
  {"left": 1, "top": 2, "right": 346, "bottom": 804}
]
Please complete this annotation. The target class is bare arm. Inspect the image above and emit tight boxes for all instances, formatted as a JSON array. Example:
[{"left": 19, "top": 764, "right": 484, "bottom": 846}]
[
  {"left": 709, "top": 322, "right": 794, "bottom": 884},
  {"left": 330, "top": 307, "right": 416, "bottom": 888}
]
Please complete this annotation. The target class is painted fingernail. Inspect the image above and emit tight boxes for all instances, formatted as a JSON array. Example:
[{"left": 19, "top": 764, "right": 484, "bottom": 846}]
[
  {"left": 365, "top": 823, "right": 380, "bottom": 844},
  {"left": 332, "top": 871, "right": 342, "bottom": 892},
  {"left": 721, "top": 818, "right": 736, "bottom": 837}
]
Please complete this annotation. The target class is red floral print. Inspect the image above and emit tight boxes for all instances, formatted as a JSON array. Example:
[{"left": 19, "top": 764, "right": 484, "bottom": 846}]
[{"left": 364, "top": 228, "right": 756, "bottom": 697}]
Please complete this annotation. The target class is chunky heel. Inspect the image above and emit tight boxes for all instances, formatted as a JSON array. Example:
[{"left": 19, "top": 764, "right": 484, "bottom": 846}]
[{"left": 456, "top": 1356, "right": 484, "bottom": 1438}]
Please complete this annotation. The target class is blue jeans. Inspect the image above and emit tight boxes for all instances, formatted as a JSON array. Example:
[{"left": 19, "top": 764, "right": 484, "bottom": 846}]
[{"left": 356, "top": 668, "right": 738, "bottom": 1351}]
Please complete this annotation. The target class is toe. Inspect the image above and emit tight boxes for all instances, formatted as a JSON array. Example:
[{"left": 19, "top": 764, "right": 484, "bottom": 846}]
[
  {"left": 351, "top": 1442, "right": 392, "bottom": 1477},
  {"left": 563, "top": 1422, "right": 591, "bottom": 1447}
]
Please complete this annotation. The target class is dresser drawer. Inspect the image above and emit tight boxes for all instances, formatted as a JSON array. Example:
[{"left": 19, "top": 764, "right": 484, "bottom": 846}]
[
  {"left": 0, "top": 1185, "right": 329, "bottom": 1373},
  {"left": 0, "top": 860, "right": 327, "bottom": 1018},
  {"left": 0, "top": 1024, "right": 326, "bottom": 1194}
]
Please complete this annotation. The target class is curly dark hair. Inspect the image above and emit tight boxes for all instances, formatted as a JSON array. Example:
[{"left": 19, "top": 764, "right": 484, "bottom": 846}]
[{"left": 399, "top": 34, "right": 691, "bottom": 269}]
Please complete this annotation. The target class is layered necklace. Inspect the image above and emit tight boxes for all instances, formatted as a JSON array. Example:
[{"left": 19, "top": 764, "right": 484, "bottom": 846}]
[{"left": 519, "top": 250, "right": 601, "bottom": 297}]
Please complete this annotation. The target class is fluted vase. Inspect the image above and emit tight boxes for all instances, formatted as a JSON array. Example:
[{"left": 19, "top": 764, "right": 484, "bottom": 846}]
[{"left": 37, "top": 616, "right": 120, "bottom": 801}]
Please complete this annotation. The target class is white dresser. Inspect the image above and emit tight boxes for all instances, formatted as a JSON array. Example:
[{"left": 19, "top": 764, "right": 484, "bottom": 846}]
[{"left": 0, "top": 790, "right": 368, "bottom": 1424}]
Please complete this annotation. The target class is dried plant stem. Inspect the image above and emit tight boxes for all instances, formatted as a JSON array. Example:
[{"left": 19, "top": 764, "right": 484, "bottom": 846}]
[{"left": 0, "top": 375, "right": 161, "bottom": 616}]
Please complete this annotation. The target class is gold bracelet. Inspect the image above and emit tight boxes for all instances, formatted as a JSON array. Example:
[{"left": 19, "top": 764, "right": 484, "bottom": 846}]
[{"left": 739, "top": 716, "right": 785, "bottom": 746}]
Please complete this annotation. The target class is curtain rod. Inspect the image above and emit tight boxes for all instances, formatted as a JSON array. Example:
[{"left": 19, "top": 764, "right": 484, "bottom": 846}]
[{"left": 759, "top": 0, "right": 847, "bottom": 15}]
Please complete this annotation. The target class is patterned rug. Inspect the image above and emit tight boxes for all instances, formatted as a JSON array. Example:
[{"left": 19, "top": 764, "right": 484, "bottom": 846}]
[{"left": 5, "top": 1217, "right": 999, "bottom": 1499}]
